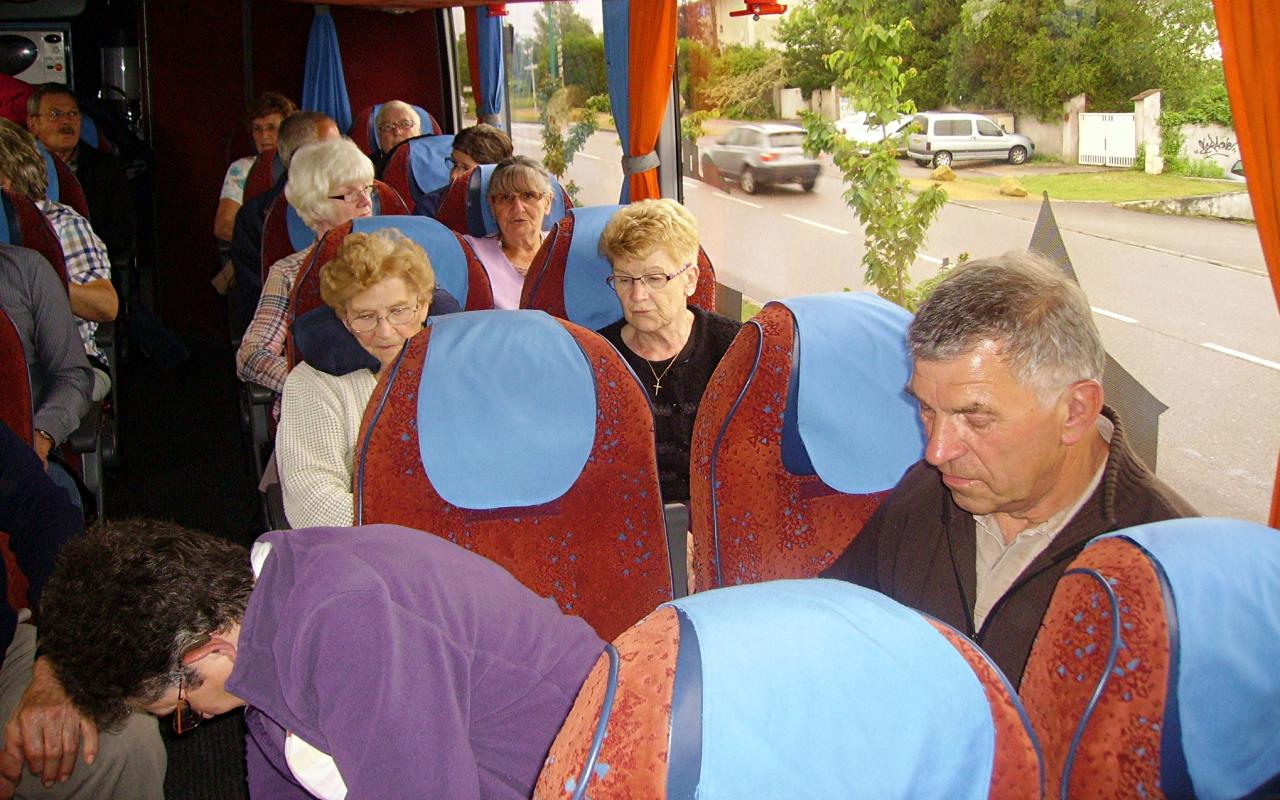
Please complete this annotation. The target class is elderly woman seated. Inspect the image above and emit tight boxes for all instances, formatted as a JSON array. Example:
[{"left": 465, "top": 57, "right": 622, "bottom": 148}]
[
  {"left": 415, "top": 123, "right": 513, "bottom": 217},
  {"left": 373, "top": 100, "right": 422, "bottom": 171},
  {"left": 235, "top": 137, "right": 374, "bottom": 414},
  {"left": 462, "top": 155, "right": 553, "bottom": 309},
  {"left": 597, "top": 199, "right": 741, "bottom": 504},
  {"left": 277, "top": 229, "right": 436, "bottom": 528}
]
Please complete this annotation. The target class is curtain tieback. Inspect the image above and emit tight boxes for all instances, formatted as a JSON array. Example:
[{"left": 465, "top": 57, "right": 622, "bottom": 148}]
[{"left": 621, "top": 152, "right": 659, "bottom": 175}]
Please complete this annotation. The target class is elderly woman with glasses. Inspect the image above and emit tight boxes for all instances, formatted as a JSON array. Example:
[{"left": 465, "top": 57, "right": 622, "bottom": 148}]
[
  {"left": 236, "top": 138, "right": 375, "bottom": 415},
  {"left": 373, "top": 99, "right": 422, "bottom": 171},
  {"left": 462, "top": 155, "right": 554, "bottom": 309},
  {"left": 597, "top": 199, "right": 741, "bottom": 504},
  {"left": 277, "top": 229, "right": 435, "bottom": 528}
]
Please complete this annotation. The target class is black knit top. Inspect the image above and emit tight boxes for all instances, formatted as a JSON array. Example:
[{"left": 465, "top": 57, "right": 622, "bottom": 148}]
[{"left": 599, "top": 305, "right": 742, "bottom": 503}]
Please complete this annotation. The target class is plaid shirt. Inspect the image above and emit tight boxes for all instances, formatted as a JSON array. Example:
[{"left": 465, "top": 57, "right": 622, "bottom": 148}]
[
  {"left": 37, "top": 200, "right": 111, "bottom": 364},
  {"left": 236, "top": 247, "right": 314, "bottom": 413}
]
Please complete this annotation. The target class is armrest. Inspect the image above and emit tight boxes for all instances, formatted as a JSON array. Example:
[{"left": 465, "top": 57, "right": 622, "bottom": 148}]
[
  {"left": 66, "top": 402, "right": 101, "bottom": 454},
  {"left": 247, "top": 381, "right": 275, "bottom": 405},
  {"left": 95, "top": 320, "right": 116, "bottom": 349},
  {"left": 663, "top": 502, "right": 690, "bottom": 599}
]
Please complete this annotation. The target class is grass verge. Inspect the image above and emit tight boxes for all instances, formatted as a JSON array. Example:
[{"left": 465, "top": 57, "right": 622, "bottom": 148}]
[{"left": 964, "top": 171, "right": 1244, "bottom": 202}]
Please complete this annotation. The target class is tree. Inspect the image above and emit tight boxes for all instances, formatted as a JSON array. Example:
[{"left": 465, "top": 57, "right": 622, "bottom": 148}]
[
  {"left": 804, "top": 1, "right": 948, "bottom": 310},
  {"left": 703, "top": 44, "right": 786, "bottom": 119},
  {"left": 776, "top": 3, "right": 841, "bottom": 96}
]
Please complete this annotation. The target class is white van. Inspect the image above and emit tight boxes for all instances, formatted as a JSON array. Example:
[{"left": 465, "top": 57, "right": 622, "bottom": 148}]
[{"left": 907, "top": 112, "right": 1035, "bottom": 168}]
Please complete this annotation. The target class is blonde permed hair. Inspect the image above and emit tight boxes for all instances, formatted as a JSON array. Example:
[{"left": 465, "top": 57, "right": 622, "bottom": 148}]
[
  {"left": 598, "top": 198, "right": 699, "bottom": 267},
  {"left": 320, "top": 229, "right": 436, "bottom": 313}
]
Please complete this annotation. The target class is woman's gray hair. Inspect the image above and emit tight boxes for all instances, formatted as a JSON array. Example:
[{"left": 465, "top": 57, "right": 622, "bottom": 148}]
[
  {"left": 285, "top": 138, "right": 374, "bottom": 231},
  {"left": 487, "top": 155, "right": 552, "bottom": 200},
  {"left": 908, "top": 251, "right": 1106, "bottom": 402}
]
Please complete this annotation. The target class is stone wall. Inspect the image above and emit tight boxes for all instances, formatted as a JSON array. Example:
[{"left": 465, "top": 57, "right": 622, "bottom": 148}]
[
  {"left": 1018, "top": 117, "right": 1065, "bottom": 160},
  {"left": 1180, "top": 123, "right": 1240, "bottom": 173}
]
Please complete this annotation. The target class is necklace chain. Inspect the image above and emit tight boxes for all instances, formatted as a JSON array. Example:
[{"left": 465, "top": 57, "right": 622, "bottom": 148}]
[{"left": 644, "top": 355, "right": 677, "bottom": 395}]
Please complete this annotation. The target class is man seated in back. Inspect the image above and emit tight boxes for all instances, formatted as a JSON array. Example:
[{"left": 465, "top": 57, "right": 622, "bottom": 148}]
[
  {"left": 0, "top": 119, "right": 117, "bottom": 401},
  {"left": 823, "top": 252, "right": 1195, "bottom": 685},
  {"left": 25, "top": 84, "right": 134, "bottom": 269},
  {"left": 37, "top": 520, "right": 604, "bottom": 799}
]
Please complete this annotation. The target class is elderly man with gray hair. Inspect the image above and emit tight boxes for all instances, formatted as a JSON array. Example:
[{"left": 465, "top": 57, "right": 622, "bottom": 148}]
[{"left": 823, "top": 251, "right": 1194, "bottom": 686}]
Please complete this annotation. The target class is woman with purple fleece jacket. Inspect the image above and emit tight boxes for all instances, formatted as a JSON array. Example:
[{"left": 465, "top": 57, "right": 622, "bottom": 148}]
[{"left": 36, "top": 521, "right": 606, "bottom": 799}]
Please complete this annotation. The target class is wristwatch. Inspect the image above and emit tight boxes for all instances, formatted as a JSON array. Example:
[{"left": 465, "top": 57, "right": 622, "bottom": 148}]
[{"left": 34, "top": 429, "right": 55, "bottom": 447}]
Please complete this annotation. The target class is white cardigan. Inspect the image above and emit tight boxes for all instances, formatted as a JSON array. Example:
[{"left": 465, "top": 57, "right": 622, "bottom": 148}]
[{"left": 277, "top": 362, "right": 379, "bottom": 529}]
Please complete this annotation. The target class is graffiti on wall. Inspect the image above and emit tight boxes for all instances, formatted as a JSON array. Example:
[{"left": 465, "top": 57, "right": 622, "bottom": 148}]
[{"left": 1194, "top": 132, "right": 1238, "bottom": 158}]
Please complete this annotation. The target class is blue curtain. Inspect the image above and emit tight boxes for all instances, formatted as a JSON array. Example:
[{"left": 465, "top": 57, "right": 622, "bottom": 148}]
[
  {"left": 476, "top": 8, "right": 504, "bottom": 126},
  {"left": 602, "top": 0, "right": 632, "bottom": 202},
  {"left": 301, "top": 7, "right": 352, "bottom": 133}
]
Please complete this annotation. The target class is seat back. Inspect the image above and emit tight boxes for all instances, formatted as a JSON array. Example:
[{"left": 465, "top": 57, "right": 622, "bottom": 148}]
[
  {"left": 261, "top": 180, "right": 408, "bottom": 282},
  {"left": 38, "top": 145, "right": 90, "bottom": 219},
  {"left": 0, "top": 305, "right": 32, "bottom": 445},
  {"left": 0, "top": 190, "right": 70, "bottom": 291},
  {"left": 355, "top": 310, "right": 672, "bottom": 640},
  {"left": 243, "top": 148, "right": 284, "bottom": 206},
  {"left": 689, "top": 293, "right": 924, "bottom": 590},
  {"left": 538, "top": 580, "right": 1042, "bottom": 799},
  {"left": 520, "top": 205, "right": 717, "bottom": 329},
  {"left": 1021, "top": 518, "right": 1280, "bottom": 800},
  {"left": 348, "top": 102, "right": 441, "bottom": 160},
  {"left": 433, "top": 163, "right": 573, "bottom": 237},
  {"left": 379, "top": 134, "right": 456, "bottom": 211}
]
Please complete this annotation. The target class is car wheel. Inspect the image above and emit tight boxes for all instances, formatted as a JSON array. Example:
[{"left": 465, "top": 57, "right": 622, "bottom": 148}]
[
  {"left": 1008, "top": 145, "right": 1028, "bottom": 165},
  {"left": 913, "top": 159, "right": 930, "bottom": 167},
  {"left": 740, "top": 167, "right": 758, "bottom": 194},
  {"left": 932, "top": 151, "right": 952, "bottom": 169},
  {"left": 800, "top": 176, "right": 816, "bottom": 192}
]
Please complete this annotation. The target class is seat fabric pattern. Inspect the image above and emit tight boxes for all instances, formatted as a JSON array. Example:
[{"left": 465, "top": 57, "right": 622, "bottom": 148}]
[
  {"left": 534, "top": 605, "right": 678, "bottom": 799},
  {"left": 242, "top": 148, "right": 280, "bottom": 205},
  {"left": 1020, "top": 537, "right": 1170, "bottom": 799},
  {"left": 929, "top": 619, "right": 1046, "bottom": 799},
  {"left": 2, "top": 190, "right": 70, "bottom": 290},
  {"left": 0, "top": 306, "right": 31, "bottom": 445},
  {"left": 689, "top": 305, "right": 885, "bottom": 591},
  {"left": 261, "top": 180, "right": 408, "bottom": 282},
  {"left": 356, "top": 318, "right": 672, "bottom": 641}
]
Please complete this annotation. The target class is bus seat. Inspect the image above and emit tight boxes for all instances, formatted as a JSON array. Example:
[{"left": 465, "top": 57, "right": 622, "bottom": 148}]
[
  {"left": 521, "top": 205, "right": 717, "bottom": 329},
  {"left": 242, "top": 148, "right": 284, "bottom": 206},
  {"left": 348, "top": 103, "right": 441, "bottom": 160},
  {"left": 260, "top": 179, "right": 408, "bottom": 283},
  {"left": 355, "top": 310, "right": 672, "bottom": 641},
  {"left": 1020, "top": 518, "right": 1280, "bottom": 800},
  {"left": 434, "top": 163, "right": 573, "bottom": 238},
  {"left": 38, "top": 144, "right": 90, "bottom": 219},
  {"left": 689, "top": 293, "right": 924, "bottom": 590},
  {"left": 379, "top": 134, "right": 456, "bottom": 212},
  {"left": 0, "top": 308, "right": 34, "bottom": 612},
  {"left": 536, "top": 580, "right": 1043, "bottom": 799}
]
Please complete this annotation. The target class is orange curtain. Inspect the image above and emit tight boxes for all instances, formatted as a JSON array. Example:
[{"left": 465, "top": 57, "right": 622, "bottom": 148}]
[
  {"left": 464, "top": 7, "right": 484, "bottom": 118},
  {"left": 626, "top": 1, "right": 677, "bottom": 201},
  {"left": 1215, "top": 0, "right": 1280, "bottom": 527}
]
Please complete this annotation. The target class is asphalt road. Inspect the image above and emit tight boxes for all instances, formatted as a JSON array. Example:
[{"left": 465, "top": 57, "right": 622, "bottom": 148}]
[{"left": 512, "top": 122, "right": 1280, "bottom": 522}]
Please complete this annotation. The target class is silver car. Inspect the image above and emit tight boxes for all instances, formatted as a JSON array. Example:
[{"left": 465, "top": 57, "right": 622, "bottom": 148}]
[
  {"left": 701, "top": 123, "right": 820, "bottom": 194},
  {"left": 907, "top": 112, "right": 1034, "bottom": 168}
]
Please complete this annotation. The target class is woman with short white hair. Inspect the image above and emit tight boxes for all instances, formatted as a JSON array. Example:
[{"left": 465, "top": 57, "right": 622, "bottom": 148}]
[{"left": 236, "top": 138, "right": 375, "bottom": 406}]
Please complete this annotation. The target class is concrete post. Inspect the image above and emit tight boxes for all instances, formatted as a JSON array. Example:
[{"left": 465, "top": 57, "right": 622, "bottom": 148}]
[
  {"left": 1063, "top": 93, "right": 1087, "bottom": 163},
  {"left": 1133, "top": 89, "right": 1163, "bottom": 174}
]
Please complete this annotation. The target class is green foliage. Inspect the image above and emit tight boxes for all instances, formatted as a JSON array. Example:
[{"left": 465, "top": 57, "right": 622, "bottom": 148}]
[
  {"left": 678, "top": 38, "right": 716, "bottom": 111},
  {"left": 804, "top": 3, "right": 948, "bottom": 311},
  {"left": 539, "top": 85, "right": 604, "bottom": 203},
  {"left": 702, "top": 44, "right": 785, "bottom": 119},
  {"left": 681, "top": 110, "right": 713, "bottom": 143},
  {"left": 1160, "top": 78, "right": 1232, "bottom": 175},
  {"left": 1180, "top": 158, "right": 1225, "bottom": 179},
  {"left": 776, "top": 3, "right": 842, "bottom": 96}
]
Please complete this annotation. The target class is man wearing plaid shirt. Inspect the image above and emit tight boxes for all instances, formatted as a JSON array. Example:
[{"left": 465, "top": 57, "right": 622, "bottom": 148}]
[{"left": 0, "top": 119, "right": 117, "bottom": 401}]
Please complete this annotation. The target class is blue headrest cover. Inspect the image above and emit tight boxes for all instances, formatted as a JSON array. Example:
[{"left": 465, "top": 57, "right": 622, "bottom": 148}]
[
  {"left": 563, "top": 205, "right": 625, "bottom": 330},
  {"left": 79, "top": 115, "right": 100, "bottom": 149},
  {"left": 352, "top": 215, "right": 470, "bottom": 308},
  {"left": 664, "top": 580, "right": 996, "bottom": 798},
  {"left": 1096, "top": 518, "right": 1280, "bottom": 799},
  {"left": 466, "top": 163, "right": 568, "bottom": 238},
  {"left": 407, "top": 134, "right": 456, "bottom": 199},
  {"left": 38, "top": 145, "right": 59, "bottom": 203},
  {"left": 366, "top": 103, "right": 435, "bottom": 158},
  {"left": 286, "top": 203, "right": 314, "bottom": 253},
  {"left": 271, "top": 152, "right": 285, "bottom": 184},
  {"left": 417, "top": 310, "right": 596, "bottom": 509},
  {"left": 775, "top": 293, "right": 924, "bottom": 493},
  {"left": 0, "top": 196, "right": 12, "bottom": 244}
]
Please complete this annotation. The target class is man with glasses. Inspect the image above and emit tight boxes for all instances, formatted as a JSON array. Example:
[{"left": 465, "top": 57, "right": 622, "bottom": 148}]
[
  {"left": 26, "top": 84, "right": 135, "bottom": 268},
  {"left": 35, "top": 520, "right": 604, "bottom": 799},
  {"left": 0, "top": 422, "right": 164, "bottom": 799}
]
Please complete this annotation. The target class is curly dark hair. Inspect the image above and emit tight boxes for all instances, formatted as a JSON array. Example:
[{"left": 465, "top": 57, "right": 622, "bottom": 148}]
[
  {"left": 38, "top": 519, "right": 254, "bottom": 729},
  {"left": 453, "top": 123, "right": 512, "bottom": 165},
  {"left": 245, "top": 91, "right": 297, "bottom": 128}
]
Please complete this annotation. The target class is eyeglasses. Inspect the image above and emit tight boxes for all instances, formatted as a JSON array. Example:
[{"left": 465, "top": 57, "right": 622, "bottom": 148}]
[
  {"left": 172, "top": 674, "right": 204, "bottom": 735},
  {"left": 329, "top": 184, "right": 374, "bottom": 203},
  {"left": 606, "top": 263, "right": 695, "bottom": 292},
  {"left": 491, "top": 190, "right": 546, "bottom": 207},
  {"left": 377, "top": 120, "right": 418, "bottom": 133},
  {"left": 36, "top": 108, "right": 80, "bottom": 121},
  {"left": 347, "top": 304, "right": 419, "bottom": 333}
]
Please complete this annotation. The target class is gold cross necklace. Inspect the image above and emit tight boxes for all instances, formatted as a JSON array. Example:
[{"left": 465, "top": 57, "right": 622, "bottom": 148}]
[{"left": 644, "top": 355, "right": 678, "bottom": 395}]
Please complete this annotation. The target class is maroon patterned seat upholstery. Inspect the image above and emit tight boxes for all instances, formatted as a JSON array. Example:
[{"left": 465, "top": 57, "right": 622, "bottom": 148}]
[
  {"left": 0, "top": 301, "right": 38, "bottom": 611},
  {"left": 355, "top": 311, "right": 673, "bottom": 641},
  {"left": 242, "top": 147, "right": 280, "bottom": 206},
  {"left": 46, "top": 151, "right": 89, "bottom": 219},
  {"left": 688, "top": 296, "right": 922, "bottom": 590},
  {"left": 2, "top": 189, "right": 69, "bottom": 290},
  {"left": 433, "top": 164, "right": 573, "bottom": 238}
]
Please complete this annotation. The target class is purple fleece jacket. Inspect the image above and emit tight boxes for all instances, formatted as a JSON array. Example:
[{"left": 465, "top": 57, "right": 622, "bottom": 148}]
[{"left": 226, "top": 524, "right": 606, "bottom": 799}]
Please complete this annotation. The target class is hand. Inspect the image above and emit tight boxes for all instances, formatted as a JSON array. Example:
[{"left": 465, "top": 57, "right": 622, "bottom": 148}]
[
  {"left": 0, "top": 747, "right": 21, "bottom": 799},
  {"left": 32, "top": 435, "right": 53, "bottom": 470},
  {"left": 2, "top": 657, "right": 98, "bottom": 789}
]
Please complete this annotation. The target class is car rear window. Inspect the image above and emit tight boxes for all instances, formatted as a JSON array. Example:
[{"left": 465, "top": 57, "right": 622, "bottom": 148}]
[{"left": 769, "top": 132, "right": 805, "bottom": 148}]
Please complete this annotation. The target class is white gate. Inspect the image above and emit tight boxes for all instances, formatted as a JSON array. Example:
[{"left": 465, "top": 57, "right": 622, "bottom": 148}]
[{"left": 1079, "top": 113, "right": 1137, "bottom": 167}]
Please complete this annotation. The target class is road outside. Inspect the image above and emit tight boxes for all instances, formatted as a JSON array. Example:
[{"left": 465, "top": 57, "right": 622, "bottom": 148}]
[{"left": 512, "top": 121, "right": 1280, "bottom": 523}]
